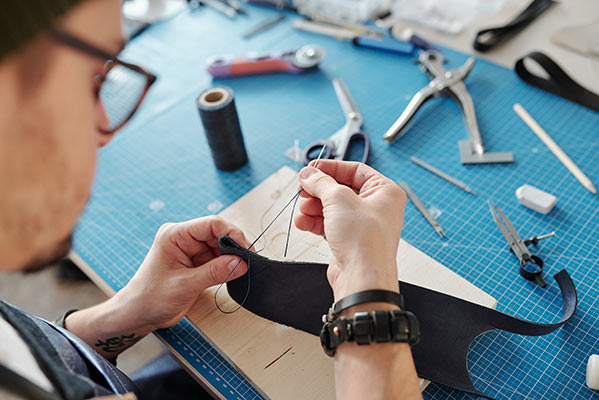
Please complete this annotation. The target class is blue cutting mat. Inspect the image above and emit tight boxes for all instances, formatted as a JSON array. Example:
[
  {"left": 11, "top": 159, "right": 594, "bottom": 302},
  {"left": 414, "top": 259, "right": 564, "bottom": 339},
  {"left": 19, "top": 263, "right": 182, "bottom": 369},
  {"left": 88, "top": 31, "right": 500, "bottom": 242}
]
[{"left": 73, "top": 6, "right": 599, "bottom": 399}]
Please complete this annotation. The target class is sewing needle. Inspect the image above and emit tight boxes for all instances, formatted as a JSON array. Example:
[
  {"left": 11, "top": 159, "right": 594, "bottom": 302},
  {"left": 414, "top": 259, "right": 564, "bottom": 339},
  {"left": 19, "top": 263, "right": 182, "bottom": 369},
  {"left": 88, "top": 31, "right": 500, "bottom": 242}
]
[
  {"left": 398, "top": 181, "right": 446, "bottom": 238},
  {"left": 411, "top": 156, "right": 476, "bottom": 195}
]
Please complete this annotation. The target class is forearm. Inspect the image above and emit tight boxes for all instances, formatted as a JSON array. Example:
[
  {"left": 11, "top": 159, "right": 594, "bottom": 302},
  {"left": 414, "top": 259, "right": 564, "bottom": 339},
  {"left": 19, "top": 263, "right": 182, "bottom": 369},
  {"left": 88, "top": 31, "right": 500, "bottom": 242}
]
[
  {"left": 64, "top": 291, "right": 152, "bottom": 360},
  {"left": 334, "top": 304, "right": 422, "bottom": 400}
]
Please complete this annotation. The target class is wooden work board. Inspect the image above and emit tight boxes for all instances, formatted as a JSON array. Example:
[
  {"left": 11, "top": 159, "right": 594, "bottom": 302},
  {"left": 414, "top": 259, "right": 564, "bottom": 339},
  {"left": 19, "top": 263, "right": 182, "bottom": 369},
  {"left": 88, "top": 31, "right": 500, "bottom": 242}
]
[{"left": 187, "top": 167, "right": 497, "bottom": 399}]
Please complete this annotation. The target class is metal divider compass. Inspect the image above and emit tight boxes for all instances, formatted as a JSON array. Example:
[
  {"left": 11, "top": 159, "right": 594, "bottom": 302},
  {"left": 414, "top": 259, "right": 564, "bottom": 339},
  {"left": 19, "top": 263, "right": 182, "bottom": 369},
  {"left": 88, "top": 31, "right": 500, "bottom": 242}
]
[{"left": 489, "top": 201, "right": 556, "bottom": 287}]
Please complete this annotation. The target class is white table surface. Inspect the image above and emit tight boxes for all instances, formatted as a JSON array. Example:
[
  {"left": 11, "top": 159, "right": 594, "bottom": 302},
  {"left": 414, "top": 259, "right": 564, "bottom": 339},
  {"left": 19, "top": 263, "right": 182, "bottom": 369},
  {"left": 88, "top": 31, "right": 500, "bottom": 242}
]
[{"left": 399, "top": 0, "right": 599, "bottom": 92}]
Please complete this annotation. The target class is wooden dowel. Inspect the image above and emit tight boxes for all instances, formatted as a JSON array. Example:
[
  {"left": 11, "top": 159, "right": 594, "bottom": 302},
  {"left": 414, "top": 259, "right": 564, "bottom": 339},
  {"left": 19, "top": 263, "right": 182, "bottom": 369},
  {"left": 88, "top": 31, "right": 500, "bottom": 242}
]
[{"left": 513, "top": 103, "right": 597, "bottom": 195}]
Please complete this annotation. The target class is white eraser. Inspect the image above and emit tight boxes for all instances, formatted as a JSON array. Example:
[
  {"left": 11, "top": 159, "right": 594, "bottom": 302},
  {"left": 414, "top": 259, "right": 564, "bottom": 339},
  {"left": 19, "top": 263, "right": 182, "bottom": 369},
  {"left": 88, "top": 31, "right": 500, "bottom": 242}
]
[
  {"left": 515, "top": 184, "right": 557, "bottom": 215},
  {"left": 587, "top": 354, "right": 599, "bottom": 390}
]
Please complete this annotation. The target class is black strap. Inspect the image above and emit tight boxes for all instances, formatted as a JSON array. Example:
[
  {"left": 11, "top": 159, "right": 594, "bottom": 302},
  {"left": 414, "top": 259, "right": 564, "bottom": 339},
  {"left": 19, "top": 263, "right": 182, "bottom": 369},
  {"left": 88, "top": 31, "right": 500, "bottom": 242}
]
[
  {"left": 0, "top": 364, "right": 61, "bottom": 400},
  {"left": 330, "top": 289, "right": 404, "bottom": 320},
  {"left": 473, "top": 0, "right": 555, "bottom": 52},
  {"left": 54, "top": 309, "right": 78, "bottom": 329},
  {"left": 515, "top": 51, "right": 599, "bottom": 113}
]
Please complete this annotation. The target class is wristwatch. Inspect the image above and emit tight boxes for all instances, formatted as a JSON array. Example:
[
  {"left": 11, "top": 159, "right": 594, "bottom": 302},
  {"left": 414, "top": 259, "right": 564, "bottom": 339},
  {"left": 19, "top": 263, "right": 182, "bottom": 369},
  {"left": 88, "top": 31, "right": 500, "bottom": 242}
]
[{"left": 320, "top": 309, "right": 420, "bottom": 357}]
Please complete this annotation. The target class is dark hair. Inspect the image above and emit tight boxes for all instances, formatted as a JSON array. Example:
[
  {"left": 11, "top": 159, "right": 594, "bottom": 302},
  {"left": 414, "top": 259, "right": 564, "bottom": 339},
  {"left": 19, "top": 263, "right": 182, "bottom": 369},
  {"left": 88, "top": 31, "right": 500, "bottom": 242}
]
[{"left": 0, "top": 0, "right": 83, "bottom": 61}]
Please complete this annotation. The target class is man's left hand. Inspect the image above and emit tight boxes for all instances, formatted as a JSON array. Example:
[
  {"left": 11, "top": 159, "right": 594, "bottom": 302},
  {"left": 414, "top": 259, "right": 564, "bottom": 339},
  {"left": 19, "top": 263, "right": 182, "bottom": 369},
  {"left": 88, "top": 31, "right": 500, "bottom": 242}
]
[
  {"left": 120, "top": 216, "right": 251, "bottom": 331},
  {"left": 65, "top": 216, "right": 250, "bottom": 359}
]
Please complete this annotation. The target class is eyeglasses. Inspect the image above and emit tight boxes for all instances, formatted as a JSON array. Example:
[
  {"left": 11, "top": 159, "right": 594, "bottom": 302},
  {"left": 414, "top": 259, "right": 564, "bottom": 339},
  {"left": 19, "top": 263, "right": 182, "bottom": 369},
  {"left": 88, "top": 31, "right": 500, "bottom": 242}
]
[{"left": 51, "top": 29, "right": 157, "bottom": 135}]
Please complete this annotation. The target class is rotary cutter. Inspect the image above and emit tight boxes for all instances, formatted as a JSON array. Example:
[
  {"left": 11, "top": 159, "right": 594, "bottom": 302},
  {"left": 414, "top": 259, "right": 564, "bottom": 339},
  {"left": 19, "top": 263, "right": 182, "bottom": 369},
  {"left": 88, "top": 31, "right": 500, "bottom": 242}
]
[{"left": 206, "top": 45, "right": 326, "bottom": 78}]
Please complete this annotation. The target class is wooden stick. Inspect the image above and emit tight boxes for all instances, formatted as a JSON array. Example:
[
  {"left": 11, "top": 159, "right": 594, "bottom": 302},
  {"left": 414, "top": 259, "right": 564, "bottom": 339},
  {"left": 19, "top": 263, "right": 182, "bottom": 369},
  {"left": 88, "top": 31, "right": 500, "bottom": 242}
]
[{"left": 513, "top": 103, "right": 597, "bottom": 195}]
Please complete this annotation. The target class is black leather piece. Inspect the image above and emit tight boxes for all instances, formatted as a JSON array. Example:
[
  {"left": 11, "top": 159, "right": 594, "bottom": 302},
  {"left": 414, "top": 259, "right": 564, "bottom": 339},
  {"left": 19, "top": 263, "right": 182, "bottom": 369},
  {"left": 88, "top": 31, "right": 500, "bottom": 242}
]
[
  {"left": 222, "top": 236, "right": 333, "bottom": 334},
  {"left": 220, "top": 236, "right": 577, "bottom": 399},
  {"left": 473, "top": 0, "right": 555, "bottom": 52},
  {"left": 515, "top": 51, "right": 599, "bottom": 113}
]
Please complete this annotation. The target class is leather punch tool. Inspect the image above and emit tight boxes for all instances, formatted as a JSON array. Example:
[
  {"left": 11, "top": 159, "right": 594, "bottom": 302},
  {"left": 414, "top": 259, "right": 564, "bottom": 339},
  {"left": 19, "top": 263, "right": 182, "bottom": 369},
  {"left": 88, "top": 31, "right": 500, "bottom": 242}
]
[
  {"left": 489, "top": 201, "right": 556, "bottom": 287},
  {"left": 383, "top": 50, "right": 514, "bottom": 164}
]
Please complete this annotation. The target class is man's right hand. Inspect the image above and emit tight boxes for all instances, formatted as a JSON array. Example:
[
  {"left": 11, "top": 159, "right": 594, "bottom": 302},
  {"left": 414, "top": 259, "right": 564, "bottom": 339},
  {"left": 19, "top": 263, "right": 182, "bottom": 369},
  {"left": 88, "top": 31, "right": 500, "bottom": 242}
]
[{"left": 296, "top": 160, "right": 407, "bottom": 301}]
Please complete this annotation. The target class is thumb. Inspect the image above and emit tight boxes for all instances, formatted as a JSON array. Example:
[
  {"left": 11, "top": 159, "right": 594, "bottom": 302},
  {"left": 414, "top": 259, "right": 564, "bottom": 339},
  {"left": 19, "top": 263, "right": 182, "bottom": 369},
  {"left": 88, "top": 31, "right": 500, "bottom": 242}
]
[
  {"left": 299, "top": 167, "right": 339, "bottom": 200},
  {"left": 192, "top": 255, "right": 248, "bottom": 290}
]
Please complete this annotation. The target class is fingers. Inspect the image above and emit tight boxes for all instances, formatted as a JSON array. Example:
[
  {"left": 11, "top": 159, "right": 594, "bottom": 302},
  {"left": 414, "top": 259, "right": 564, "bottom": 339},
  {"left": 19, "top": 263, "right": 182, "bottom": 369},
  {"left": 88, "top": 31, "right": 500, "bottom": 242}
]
[
  {"left": 190, "top": 255, "right": 248, "bottom": 290},
  {"left": 299, "top": 197, "right": 323, "bottom": 217},
  {"left": 158, "top": 217, "right": 251, "bottom": 258},
  {"left": 304, "top": 160, "right": 383, "bottom": 195},
  {"left": 294, "top": 214, "right": 325, "bottom": 236},
  {"left": 298, "top": 166, "right": 342, "bottom": 200},
  {"left": 295, "top": 197, "right": 324, "bottom": 235}
]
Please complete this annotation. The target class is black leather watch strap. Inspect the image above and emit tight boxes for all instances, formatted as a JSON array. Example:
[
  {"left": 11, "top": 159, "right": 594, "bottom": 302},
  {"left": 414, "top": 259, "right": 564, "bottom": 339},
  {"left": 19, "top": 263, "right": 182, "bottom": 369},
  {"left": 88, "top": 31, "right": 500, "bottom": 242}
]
[
  {"left": 54, "top": 309, "right": 78, "bottom": 329},
  {"left": 515, "top": 52, "right": 599, "bottom": 113},
  {"left": 320, "top": 309, "right": 420, "bottom": 357},
  {"left": 473, "top": 0, "right": 555, "bottom": 52},
  {"left": 325, "top": 290, "right": 404, "bottom": 322}
]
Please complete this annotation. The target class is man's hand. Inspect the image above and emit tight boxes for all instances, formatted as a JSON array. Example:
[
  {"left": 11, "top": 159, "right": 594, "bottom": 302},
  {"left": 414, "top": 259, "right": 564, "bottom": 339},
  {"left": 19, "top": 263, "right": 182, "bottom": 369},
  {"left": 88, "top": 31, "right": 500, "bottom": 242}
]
[
  {"left": 65, "top": 216, "right": 250, "bottom": 359},
  {"left": 296, "top": 160, "right": 406, "bottom": 300},
  {"left": 119, "top": 216, "right": 251, "bottom": 331},
  {"left": 297, "top": 160, "right": 422, "bottom": 399}
]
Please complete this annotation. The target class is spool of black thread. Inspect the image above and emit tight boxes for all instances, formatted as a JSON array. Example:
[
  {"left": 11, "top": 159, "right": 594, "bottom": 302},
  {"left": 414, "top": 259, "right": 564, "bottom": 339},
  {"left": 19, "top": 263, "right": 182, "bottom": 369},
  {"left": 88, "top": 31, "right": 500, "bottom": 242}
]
[{"left": 197, "top": 86, "right": 248, "bottom": 171}]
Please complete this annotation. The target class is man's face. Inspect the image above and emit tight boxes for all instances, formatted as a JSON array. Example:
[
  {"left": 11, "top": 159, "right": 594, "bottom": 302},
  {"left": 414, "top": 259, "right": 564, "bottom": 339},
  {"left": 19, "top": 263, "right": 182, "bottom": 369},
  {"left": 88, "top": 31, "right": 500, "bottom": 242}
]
[{"left": 0, "top": 0, "right": 123, "bottom": 271}]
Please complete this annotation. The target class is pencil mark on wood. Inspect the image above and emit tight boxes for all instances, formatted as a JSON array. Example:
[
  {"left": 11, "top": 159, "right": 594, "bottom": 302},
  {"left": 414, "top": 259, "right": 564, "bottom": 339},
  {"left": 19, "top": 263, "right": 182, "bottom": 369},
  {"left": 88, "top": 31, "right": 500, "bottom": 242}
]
[{"left": 264, "top": 347, "right": 293, "bottom": 370}]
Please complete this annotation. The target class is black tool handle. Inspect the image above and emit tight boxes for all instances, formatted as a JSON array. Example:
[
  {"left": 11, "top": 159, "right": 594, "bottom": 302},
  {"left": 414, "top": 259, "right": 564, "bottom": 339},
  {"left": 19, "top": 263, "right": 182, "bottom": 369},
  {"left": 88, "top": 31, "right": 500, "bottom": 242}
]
[
  {"left": 473, "top": 0, "right": 555, "bottom": 52},
  {"left": 515, "top": 51, "right": 599, "bottom": 113},
  {"left": 302, "top": 140, "right": 334, "bottom": 166},
  {"left": 519, "top": 255, "right": 546, "bottom": 287},
  {"left": 339, "top": 132, "right": 370, "bottom": 164}
]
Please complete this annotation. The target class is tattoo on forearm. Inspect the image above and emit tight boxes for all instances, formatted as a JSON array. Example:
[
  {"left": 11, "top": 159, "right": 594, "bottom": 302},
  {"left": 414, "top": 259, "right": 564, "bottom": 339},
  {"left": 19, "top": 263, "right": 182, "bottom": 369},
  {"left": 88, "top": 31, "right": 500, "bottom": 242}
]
[{"left": 94, "top": 333, "right": 142, "bottom": 353}]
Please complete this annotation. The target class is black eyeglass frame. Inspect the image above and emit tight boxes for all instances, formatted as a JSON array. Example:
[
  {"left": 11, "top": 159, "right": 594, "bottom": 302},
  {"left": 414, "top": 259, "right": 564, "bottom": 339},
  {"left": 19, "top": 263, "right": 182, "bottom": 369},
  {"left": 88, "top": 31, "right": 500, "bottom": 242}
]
[{"left": 51, "top": 29, "right": 157, "bottom": 135}]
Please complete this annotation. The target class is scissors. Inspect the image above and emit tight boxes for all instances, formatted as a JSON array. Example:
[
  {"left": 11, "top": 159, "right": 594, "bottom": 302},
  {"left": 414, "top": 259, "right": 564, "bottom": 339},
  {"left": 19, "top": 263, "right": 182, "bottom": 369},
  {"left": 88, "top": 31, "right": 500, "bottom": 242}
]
[
  {"left": 489, "top": 201, "right": 556, "bottom": 288},
  {"left": 302, "top": 78, "right": 370, "bottom": 165}
]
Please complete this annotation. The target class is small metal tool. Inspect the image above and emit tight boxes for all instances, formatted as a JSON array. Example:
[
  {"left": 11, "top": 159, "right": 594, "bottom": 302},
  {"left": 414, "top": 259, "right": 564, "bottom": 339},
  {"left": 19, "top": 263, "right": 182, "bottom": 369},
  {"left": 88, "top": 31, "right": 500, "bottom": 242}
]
[
  {"left": 292, "top": 19, "right": 358, "bottom": 41},
  {"left": 301, "top": 13, "right": 384, "bottom": 38},
  {"left": 384, "top": 50, "right": 514, "bottom": 165},
  {"left": 410, "top": 156, "right": 476, "bottom": 195},
  {"left": 243, "top": 14, "right": 286, "bottom": 39},
  {"left": 398, "top": 182, "right": 446, "bottom": 238},
  {"left": 300, "top": 78, "right": 370, "bottom": 165},
  {"left": 390, "top": 23, "right": 437, "bottom": 51},
  {"left": 223, "top": 0, "right": 246, "bottom": 15},
  {"left": 197, "top": 0, "right": 237, "bottom": 18},
  {"left": 206, "top": 45, "right": 326, "bottom": 77},
  {"left": 489, "top": 201, "right": 556, "bottom": 287}
]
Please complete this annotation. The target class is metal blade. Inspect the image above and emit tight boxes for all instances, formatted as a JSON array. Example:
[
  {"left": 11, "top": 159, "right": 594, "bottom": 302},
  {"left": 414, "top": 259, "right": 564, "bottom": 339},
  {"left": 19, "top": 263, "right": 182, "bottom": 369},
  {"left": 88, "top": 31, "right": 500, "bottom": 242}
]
[
  {"left": 494, "top": 204, "right": 525, "bottom": 243},
  {"left": 333, "top": 78, "right": 362, "bottom": 125},
  {"left": 489, "top": 201, "right": 515, "bottom": 244},
  {"left": 489, "top": 201, "right": 530, "bottom": 260}
]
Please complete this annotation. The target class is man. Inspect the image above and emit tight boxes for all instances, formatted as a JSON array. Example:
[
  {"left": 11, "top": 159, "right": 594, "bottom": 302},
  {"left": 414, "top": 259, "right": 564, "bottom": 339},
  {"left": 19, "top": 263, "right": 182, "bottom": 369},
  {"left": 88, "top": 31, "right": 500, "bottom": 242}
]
[{"left": 0, "top": 1, "right": 422, "bottom": 399}]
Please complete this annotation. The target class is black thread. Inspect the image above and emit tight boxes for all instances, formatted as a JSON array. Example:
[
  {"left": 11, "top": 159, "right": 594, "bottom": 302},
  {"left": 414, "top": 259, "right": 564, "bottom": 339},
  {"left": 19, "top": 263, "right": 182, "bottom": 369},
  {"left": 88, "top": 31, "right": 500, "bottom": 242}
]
[
  {"left": 213, "top": 188, "right": 304, "bottom": 313},
  {"left": 214, "top": 144, "right": 326, "bottom": 313},
  {"left": 284, "top": 190, "right": 301, "bottom": 257},
  {"left": 197, "top": 86, "right": 248, "bottom": 171}
]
